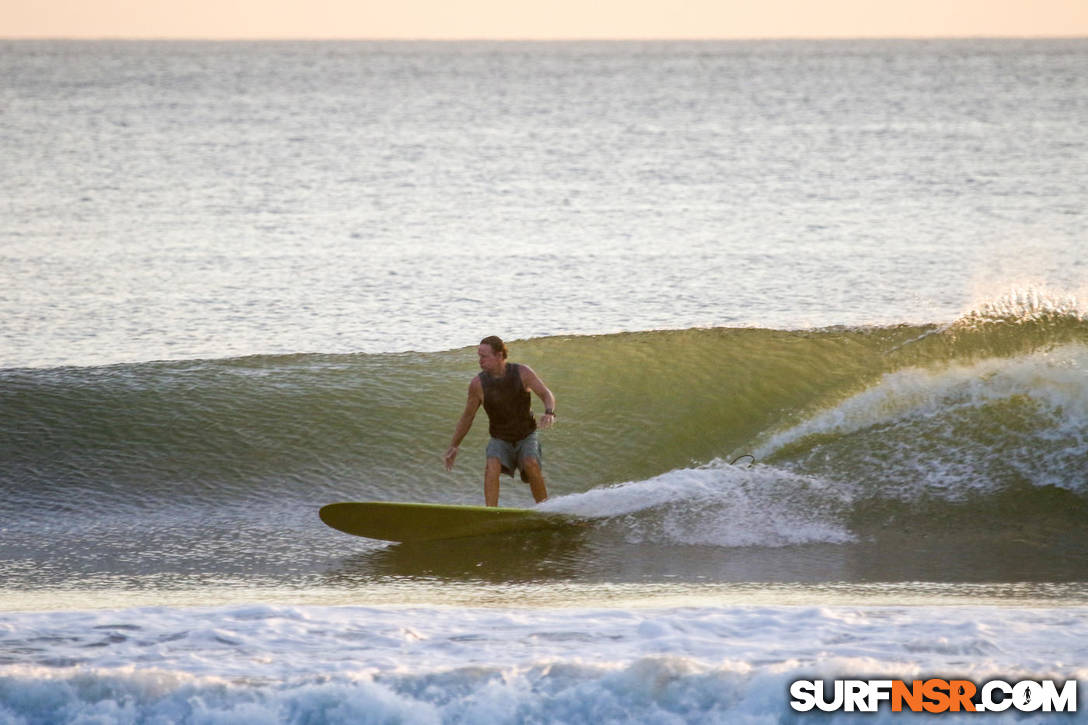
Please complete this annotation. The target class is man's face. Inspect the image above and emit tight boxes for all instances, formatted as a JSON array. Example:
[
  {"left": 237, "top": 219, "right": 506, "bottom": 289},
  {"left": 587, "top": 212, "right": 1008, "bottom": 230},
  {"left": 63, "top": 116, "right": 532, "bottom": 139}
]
[{"left": 477, "top": 344, "right": 503, "bottom": 375}]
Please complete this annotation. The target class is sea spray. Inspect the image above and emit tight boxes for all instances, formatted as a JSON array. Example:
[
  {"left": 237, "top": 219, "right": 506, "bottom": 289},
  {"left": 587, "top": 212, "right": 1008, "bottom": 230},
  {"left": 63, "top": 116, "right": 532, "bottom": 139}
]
[
  {"left": 756, "top": 343, "right": 1088, "bottom": 497},
  {"left": 542, "top": 463, "right": 856, "bottom": 548}
]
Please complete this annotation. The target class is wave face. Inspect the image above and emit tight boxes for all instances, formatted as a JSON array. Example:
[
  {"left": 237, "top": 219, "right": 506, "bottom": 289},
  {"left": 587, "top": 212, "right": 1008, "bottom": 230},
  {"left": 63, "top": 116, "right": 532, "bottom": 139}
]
[{"left": 2, "top": 302, "right": 1087, "bottom": 580}]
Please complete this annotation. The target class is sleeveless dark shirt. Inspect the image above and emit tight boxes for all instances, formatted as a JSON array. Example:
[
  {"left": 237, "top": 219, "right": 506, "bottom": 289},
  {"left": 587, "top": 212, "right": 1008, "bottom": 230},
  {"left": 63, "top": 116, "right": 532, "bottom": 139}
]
[{"left": 479, "top": 362, "right": 537, "bottom": 443}]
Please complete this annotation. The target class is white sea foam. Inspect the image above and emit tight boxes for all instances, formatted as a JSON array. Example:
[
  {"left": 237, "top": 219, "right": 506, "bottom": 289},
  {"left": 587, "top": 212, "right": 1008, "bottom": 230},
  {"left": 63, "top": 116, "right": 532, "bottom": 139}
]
[
  {"left": 751, "top": 343, "right": 1088, "bottom": 496},
  {"left": 541, "top": 462, "right": 856, "bottom": 547},
  {"left": 757, "top": 344, "right": 1088, "bottom": 457},
  {"left": 0, "top": 604, "right": 1084, "bottom": 723}
]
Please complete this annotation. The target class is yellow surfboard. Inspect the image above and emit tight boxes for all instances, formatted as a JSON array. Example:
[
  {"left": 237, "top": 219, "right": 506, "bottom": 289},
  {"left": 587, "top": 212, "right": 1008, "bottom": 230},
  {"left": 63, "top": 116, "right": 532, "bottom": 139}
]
[{"left": 319, "top": 501, "right": 576, "bottom": 543}]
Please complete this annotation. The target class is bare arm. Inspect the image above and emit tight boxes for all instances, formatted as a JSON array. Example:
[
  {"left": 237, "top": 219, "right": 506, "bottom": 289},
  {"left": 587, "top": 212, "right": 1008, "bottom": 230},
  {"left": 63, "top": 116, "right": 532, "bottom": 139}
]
[
  {"left": 444, "top": 377, "right": 483, "bottom": 470},
  {"left": 519, "top": 365, "right": 557, "bottom": 430}
]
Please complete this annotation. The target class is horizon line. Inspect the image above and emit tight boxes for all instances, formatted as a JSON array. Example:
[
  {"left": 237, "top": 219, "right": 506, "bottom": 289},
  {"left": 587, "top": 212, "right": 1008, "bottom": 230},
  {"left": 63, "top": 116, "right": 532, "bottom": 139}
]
[{"left": 4, "top": 33, "right": 1087, "bottom": 42}]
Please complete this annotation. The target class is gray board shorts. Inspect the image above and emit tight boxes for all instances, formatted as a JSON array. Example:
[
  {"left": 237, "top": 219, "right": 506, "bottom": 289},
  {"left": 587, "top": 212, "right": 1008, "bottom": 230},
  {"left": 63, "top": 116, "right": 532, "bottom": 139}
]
[{"left": 486, "top": 431, "right": 542, "bottom": 482}]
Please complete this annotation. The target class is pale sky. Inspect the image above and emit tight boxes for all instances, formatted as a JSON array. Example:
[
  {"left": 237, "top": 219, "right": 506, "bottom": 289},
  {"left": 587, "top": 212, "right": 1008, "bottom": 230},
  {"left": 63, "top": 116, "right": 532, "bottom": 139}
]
[{"left": 3, "top": 0, "right": 1087, "bottom": 39}]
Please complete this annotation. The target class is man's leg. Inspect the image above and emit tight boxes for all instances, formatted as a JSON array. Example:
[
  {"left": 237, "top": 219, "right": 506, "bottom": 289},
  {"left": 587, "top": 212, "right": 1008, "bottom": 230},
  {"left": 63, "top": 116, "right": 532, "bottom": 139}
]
[
  {"left": 484, "top": 457, "right": 503, "bottom": 507},
  {"left": 520, "top": 457, "right": 548, "bottom": 503}
]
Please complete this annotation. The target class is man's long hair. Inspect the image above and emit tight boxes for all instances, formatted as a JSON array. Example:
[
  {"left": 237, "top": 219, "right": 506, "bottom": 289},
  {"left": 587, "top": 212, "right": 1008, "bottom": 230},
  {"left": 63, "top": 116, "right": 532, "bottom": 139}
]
[{"left": 480, "top": 335, "right": 508, "bottom": 359}]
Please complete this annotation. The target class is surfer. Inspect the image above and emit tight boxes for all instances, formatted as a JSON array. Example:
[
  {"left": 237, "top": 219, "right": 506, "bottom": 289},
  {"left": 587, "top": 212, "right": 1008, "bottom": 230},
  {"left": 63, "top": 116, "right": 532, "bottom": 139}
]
[{"left": 444, "top": 336, "right": 556, "bottom": 506}]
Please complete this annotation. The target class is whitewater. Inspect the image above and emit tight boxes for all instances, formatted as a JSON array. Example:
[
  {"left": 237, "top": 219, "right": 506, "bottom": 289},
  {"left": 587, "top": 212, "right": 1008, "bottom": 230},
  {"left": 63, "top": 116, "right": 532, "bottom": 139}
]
[
  {"left": 2, "top": 39, "right": 1087, "bottom": 722},
  {"left": 2, "top": 603, "right": 1085, "bottom": 723}
]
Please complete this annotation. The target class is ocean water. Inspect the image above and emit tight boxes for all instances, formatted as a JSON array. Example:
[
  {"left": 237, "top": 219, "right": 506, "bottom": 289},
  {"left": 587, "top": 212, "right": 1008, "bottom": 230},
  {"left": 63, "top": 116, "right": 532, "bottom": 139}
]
[{"left": 2, "top": 39, "right": 1087, "bottom": 723}]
